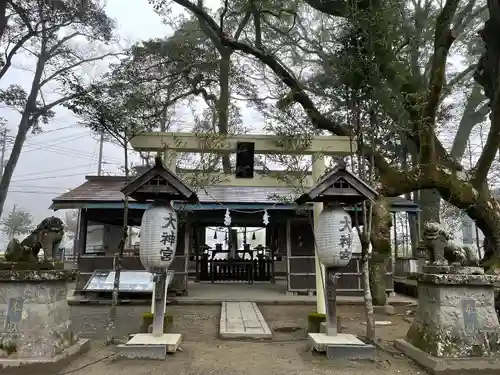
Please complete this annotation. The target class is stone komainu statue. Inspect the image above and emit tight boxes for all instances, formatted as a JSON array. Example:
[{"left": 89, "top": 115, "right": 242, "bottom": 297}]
[
  {"left": 417, "top": 222, "right": 479, "bottom": 266},
  {"left": 4, "top": 216, "right": 65, "bottom": 262}
]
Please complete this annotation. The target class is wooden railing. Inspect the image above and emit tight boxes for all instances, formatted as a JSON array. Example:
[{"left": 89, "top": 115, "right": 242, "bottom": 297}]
[{"left": 199, "top": 256, "right": 273, "bottom": 283}]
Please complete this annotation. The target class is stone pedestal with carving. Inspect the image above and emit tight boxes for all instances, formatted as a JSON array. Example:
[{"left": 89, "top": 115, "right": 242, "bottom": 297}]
[
  {"left": 395, "top": 269, "right": 500, "bottom": 374},
  {"left": 0, "top": 270, "right": 89, "bottom": 374}
]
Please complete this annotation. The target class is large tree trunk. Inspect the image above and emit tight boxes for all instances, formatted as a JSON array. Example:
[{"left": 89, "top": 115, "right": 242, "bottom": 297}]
[
  {"left": 0, "top": 47, "right": 45, "bottom": 219},
  {"left": 418, "top": 189, "right": 441, "bottom": 236},
  {"left": 0, "top": 117, "right": 29, "bottom": 219},
  {"left": 0, "top": 0, "right": 7, "bottom": 41},
  {"left": 361, "top": 235, "right": 375, "bottom": 341},
  {"left": 467, "top": 198, "right": 500, "bottom": 271},
  {"left": 218, "top": 51, "right": 231, "bottom": 172},
  {"left": 369, "top": 199, "right": 392, "bottom": 306}
]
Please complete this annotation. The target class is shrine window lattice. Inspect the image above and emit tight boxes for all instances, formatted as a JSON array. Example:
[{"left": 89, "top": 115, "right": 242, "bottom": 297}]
[
  {"left": 332, "top": 178, "right": 350, "bottom": 189},
  {"left": 145, "top": 176, "right": 169, "bottom": 187}
]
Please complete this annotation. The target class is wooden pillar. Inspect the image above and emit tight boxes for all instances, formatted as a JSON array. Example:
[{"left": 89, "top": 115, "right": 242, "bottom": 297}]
[
  {"left": 325, "top": 267, "right": 338, "bottom": 336},
  {"left": 77, "top": 209, "right": 88, "bottom": 257},
  {"left": 230, "top": 229, "right": 238, "bottom": 258},
  {"left": 184, "top": 219, "right": 191, "bottom": 294},
  {"left": 312, "top": 154, "right": 326, "bottom": 314},
  {"left": 286, "top": 218, "right": 291, "bottom": 291},
  {"left": 266, "top": 224, "right": 277, "bottom": 283},
  {"left": 195, "top": 226, "right": 206, "bottom": 282}
]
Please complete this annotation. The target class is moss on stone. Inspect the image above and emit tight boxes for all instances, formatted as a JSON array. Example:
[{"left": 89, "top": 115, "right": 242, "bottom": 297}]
[
  {"left": 0, "top": 269, "right": 77, "bottom": 282},
  {"left": 307, "top": 312, "right": 326, "bottom": 333},
  {"left": 407, "top": 322, "right": 500, "bottom": 358},
  {"left": 0, "top": 260, "right": 64, "bottom": 271},
  {"left": 140, "top": 313, "right": 173, "bottom": 333},
  {"left": 0, "top": 341, "right": 17, "bottom": 356}
]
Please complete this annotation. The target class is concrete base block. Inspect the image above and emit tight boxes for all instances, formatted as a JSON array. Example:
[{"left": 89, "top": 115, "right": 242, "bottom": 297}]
[
  {"left": 309, "top": 333, "right": 376, "bottom": 360},
  {"left": 395, "top": 339, "right": 500, "bottom": 375},
  {"left": 116, "top": 333, "right": 181, "bottom": 360},
  {"left": 0, "top": 339, "right": 90, "bottom": 375}
]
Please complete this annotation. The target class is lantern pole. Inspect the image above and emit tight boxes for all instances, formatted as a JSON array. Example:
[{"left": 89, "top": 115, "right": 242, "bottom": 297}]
[
  {"left": 325, "top": 267, "right": 339, "bottom": 336},
  {"left": 323, "top": 201, "right": 343, "bottom": 337},
  {"left": 151, "top": 271, "right": 167, "bottom": 337},
  {"left": 118, "top": 155, "right": 197, "bottom": 359},
  {"left": 312, "top": 154, "right": 326, "bottom": 314},
  {"left": 150, "top": 199, "right": 172, "bottom": 337},
  {"left": 294, "top": 162, "right": 378, "bottom": 359}
]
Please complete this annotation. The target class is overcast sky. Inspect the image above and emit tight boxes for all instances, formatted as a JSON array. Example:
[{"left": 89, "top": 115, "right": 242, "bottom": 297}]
[
  {"left": 0, "top": 1, "right": 183, "bottom": 245},
  {"left": 0, "top": 0, "right": 269, "bottom": 248},
  {"left": 0, "top": 1, "right": 479, "bottom": 251}
]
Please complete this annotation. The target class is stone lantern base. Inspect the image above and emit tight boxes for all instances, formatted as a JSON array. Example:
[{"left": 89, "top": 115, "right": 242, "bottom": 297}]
[
  {"left": 395, "top": 268, "right": 500, "bottom": 374},
  {"left": 0, "top": 269, "right": 89, "bottom": 374}
]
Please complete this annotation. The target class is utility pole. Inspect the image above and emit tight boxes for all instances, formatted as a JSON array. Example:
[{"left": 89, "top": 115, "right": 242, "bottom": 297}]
[
  {"left": 97, "top": 130, "right": 104, "bottom": 176},
  {"left": 0, "top": 127, "right": 6, "bottom": 179}
]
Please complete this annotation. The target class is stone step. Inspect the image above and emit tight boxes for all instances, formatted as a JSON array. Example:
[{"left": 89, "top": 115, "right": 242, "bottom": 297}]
[{"left": 219, "top": 301, "right": 272, "bottom": 340}]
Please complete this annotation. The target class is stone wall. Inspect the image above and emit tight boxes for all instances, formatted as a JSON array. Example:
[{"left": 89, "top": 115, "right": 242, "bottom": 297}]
[{"left": 0, "top": 271, "right": 77, "bottom": 358}]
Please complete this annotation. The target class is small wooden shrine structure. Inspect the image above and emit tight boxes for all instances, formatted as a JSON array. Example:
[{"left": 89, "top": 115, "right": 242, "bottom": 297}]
[{"left": 51, "top": 132, "right": 419, "bottom": 297}]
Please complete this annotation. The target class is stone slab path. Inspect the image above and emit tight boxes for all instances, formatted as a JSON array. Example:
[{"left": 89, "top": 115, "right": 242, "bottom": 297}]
[{"left": 219, "top": 301, "right": 272, "bottom": 340}]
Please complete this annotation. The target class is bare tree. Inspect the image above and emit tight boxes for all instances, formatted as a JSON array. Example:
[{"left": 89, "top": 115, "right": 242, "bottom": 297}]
[
  {"left": 0, "top": 0, "right": 118, "bottom": 219},
  {"left": 160, "top": 0, "right": 500, "bottom": 273}
]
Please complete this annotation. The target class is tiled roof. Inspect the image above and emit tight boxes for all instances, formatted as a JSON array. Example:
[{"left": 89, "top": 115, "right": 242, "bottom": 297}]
[
  {"left": 53, "top": 176, "right": 297, "bottom": 204},
  {"left": 52, "top": 175, "right": 418, "bottom": 209}
]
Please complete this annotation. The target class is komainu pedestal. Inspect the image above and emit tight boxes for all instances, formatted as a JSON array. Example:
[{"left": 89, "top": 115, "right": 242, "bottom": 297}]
[
  {"left": 0, "top": 269, "right": 89, "bottom": 374},
  {"left": 395, "top": 269, "right": 500, "bottom": 374}
]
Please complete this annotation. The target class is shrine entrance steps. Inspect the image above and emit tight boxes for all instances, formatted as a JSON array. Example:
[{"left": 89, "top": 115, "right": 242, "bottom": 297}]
[{"left": 219, "top": 301, "right": 272, "bottom": 340}]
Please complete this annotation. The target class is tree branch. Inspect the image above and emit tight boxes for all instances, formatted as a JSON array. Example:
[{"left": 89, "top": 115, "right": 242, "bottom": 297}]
[
  {"left": 441, "top": 63, "right": 477, "bottom": 98},
  {"left": 44, "top": 32, "right": 80, "bottom": 57},
  {"left": 39, "top": 52, "right": 122, "bottom": 88},
  {"left": 171, "top": 0, "right": 401, "bottom": 179},
  {"left": 471, "top": 0, "right": 500, "bottom": 188},
  {"left": 233, "top": 12, "right": 251, "bottom": 40},
  {"left": 302, "top": 0, "right": 347, "bottom": 17},
  {"left": 35, "top": 92, "right": 81, "bottom": 115},
  {"left": 419, "top": 0, "right": 459, "bottom": 163},
  {"left": 0, "top": 29, "right": 36, "bottom": 80},
  {"left": 471, "top": 90, "right": 500, "bottom": 188},
  {"left": 450, "top": 84, "right": 488, "bottom": 160}
]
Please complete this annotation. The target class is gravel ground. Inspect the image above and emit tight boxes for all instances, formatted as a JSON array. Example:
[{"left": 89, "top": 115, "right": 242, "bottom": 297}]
[{"left": 61, "top": 304, "right": 423, "bottom": 375}]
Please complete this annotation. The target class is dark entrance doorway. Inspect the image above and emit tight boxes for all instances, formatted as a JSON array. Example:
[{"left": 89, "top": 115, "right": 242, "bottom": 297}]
[{"left": 194, "top": 226, "right": 275, "bottom": 283}]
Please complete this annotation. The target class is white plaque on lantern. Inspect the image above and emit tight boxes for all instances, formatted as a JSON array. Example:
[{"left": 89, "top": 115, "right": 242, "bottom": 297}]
[
  {"left": 139, "top": 203, "right": 178, "bottom": 272},
  {"left": 314, "top": 204, "right": 353, "bottom": 267}
]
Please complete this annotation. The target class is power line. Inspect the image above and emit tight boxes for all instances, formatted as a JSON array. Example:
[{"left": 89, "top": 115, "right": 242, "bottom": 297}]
[
  {"left": 10, "top": 184, "right": 74, "bottom": 189},
  {"left": 21, "top": 133, "right": 90, "bottom": 152},
  {"left": 22, "top": 133, "right": 121, "bottom": 163},
  {"left": 13, "top": 164, "right": 95, "bottom": 178},
  {"left": 12, "top": 172, "right": 88, "bottom": 183},
  {"left": 27, "top": 145, "right": 119, "bottom": 164},
  {"left": 7, "top": 132, "right": 122, "bottom": 164},
  {"left": 8, "top": 190, "right": 66, "bottom": 194},
  {"left": 5, "top": 132, "right": 88, "bottom": 147}
]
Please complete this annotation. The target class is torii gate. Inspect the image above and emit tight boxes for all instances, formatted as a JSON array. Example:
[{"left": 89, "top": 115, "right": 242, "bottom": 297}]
[{"left": 130, "top": 131, "right": 357, "bottom": 314}]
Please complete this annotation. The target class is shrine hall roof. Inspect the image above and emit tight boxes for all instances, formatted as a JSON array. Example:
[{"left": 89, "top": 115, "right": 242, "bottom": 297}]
[{"left": 50, "top": 175, "right": 418, "bottom": 212}]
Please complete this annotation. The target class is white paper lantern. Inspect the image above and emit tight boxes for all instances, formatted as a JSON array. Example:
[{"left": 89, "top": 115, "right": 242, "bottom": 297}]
[
  {"left": 315, "top": 205, "right": 353, "bottom": 267},
  {"left": 140, "top": 203, "right": 178, "bottom": 272}
]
